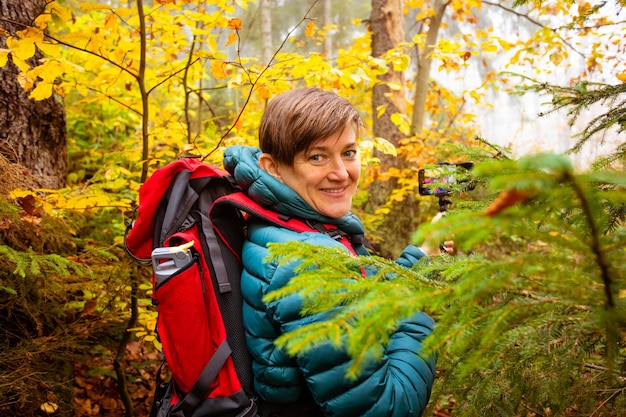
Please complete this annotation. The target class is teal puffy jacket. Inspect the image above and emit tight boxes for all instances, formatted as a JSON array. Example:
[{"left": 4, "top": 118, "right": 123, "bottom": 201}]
[{"left": 223, "top": 146, "right": 436, "bottom": 417}]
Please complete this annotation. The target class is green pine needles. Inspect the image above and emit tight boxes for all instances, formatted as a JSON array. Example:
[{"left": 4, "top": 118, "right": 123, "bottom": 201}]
[{"left": 266, "top": 153, "right": 626, "bottom": 417}]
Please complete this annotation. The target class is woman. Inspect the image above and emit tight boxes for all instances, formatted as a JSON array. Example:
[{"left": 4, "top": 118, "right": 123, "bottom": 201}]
[{"left": 223, "top": 88, "right": 440, "bottom": 417}]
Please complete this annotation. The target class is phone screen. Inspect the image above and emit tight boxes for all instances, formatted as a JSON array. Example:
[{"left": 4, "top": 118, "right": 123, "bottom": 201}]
[{"left": 418, "top": 162, "right": 474, "bottom": 196}]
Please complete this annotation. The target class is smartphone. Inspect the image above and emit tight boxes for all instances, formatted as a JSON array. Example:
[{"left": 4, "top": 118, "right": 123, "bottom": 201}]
[{"left": 418, "top": 162, "right": 474, "bottom": 197}]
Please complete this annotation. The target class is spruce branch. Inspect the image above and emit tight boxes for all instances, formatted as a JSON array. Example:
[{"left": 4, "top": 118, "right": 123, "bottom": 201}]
[
  {"left": 503, "top": 73, "right": 626, "bottom": 160},
  {"left": 266, "top": 153, "right": 626, "bottom": 415},
  {"left": 564, "top": 171, "right": 614, "bottom": 308},
  {"left": 266, "top": 241, "right": 444, "bottom": 377}
]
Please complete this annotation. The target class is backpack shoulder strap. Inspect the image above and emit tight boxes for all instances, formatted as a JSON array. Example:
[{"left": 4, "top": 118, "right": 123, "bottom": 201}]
[
  {"left": 211, "top": 191, "right": 315, "bottom": 233},
  {"left": 211, "top": 192, "right": 375, "bottom": 255}
]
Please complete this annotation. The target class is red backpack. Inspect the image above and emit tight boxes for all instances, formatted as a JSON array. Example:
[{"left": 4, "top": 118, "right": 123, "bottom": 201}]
[{"left": 124, "top": 157, "right": 358, "bottom": 417}]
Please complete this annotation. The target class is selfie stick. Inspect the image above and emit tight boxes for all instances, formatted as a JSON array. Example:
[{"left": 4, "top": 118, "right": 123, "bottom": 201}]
[{"left": 438, "top": 195, "right": 452, "bottom": 212}]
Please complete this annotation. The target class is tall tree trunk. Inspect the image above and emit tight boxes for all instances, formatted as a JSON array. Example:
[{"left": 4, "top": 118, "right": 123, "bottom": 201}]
[
  {"left": 411, "top": 0, "right": 448, "bottom": 135},
  {"left": 261, "top": 0, "right": 272, "bottom": 65},
  {"left": 0, "top": 0, "right": 67, "bottom": 189},
  {"left": 368, "top": 0, "right": 412, "bottom": 257}
]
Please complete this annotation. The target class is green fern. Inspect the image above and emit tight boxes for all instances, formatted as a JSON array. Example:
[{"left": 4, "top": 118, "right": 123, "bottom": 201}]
[{"left": 0, "top": 245, "right": 86, "bottom": 279}]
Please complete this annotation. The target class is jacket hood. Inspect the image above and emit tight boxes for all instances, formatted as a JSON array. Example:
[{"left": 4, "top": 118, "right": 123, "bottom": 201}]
[{"left": 223, "top": 145, "right": 365, "bottom": 234}]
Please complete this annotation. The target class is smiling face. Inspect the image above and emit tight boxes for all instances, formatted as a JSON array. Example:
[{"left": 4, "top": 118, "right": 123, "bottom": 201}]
[{"left": 259, "top": 124, "right": 360, "bottom": 218}]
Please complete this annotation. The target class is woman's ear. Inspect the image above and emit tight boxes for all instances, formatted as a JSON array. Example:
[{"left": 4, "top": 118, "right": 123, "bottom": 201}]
[{"left": 258, "top": 153, "right": 283, "bottom": 182}]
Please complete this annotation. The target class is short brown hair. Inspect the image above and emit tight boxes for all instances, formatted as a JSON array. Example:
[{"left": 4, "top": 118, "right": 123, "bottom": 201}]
[{"left": 259, "top": 88, "right": 362, "bottom": 165}]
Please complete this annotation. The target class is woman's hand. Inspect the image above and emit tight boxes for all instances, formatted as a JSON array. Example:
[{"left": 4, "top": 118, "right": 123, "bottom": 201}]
[
  {"left": 418, "top": 212, "right": 455, "bottom": 256},
  {"left": 419, "top": 240, "right": 455, "bottom": 256}
]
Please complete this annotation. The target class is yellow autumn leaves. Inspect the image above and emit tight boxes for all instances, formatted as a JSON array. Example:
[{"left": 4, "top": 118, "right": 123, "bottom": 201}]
[
  {"left": 1, "top": 2, "right": 72, "bottom": 100},
  {"left": 10, "top": 188, "right": 133, "bottom": 215},
  {"left": 1, "top": 1, "right": 249, "bottom": 103},
  {"left": 1, "top": 25, "right": 70, "bottom": 100}
]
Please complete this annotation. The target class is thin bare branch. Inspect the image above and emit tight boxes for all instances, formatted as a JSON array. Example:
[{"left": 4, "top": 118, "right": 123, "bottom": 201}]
[{"left": 203, "top": 0, "right": 320, "bottom": 159}]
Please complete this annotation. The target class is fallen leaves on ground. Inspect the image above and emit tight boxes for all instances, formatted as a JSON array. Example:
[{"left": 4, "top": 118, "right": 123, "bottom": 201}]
[{"left": 73, "top": 340, "right": 162, "bottom": 417}]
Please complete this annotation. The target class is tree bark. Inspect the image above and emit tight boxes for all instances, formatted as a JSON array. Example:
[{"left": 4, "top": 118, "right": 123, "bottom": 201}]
[
  {"left": 371, "top": 0, "right": 405, "bottom": 117},
  {"left": 0, "top": 0, "right": 67, "bottom": 189},
  {"left": 368, "top": 0, "right": 412, "bottom": 257}
]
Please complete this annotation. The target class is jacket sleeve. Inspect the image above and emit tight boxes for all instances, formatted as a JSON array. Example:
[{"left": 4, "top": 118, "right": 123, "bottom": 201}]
[
  {"left": 396, "top": 245, "right": 428, "bottom": 268},
  {"left": 242, "top": 225, "right": 436, "bottom": 416},
  {"left": 298, "top": 311, "right": 436, "bottom": 417}
]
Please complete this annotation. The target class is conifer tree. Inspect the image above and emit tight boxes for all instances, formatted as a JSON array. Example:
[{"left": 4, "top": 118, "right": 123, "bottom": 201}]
[
  {"left": 512, "top": 76, "right": 626, "bottom": 169},
  {"left": 267, "top": 150, "right": 626, "bottom": 416}
]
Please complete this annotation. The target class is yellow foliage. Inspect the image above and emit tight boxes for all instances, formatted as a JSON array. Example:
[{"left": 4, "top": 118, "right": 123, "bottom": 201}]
[
  {"left": 17, "top": 26, "right": 44, "bottom": 43},
  {"left": 367, "top": 137, "right": 397, "bottom": 157},
  {"left": 390, "top": 113, "right": 411, "bottom": 136},
  {"left": 7, "top": 36, "right": 36, "bottom": 61},
  {"left": 376, "top": 104, "right": 387, "bottom": 119},
  {"left": 374, "top": 207, "right": 391, "bottom": 216},
  {"left": 40, "top": 402, "right": 59, "bottom": 414},
  {"left": 549, "top": 52, "right": 564, "bottom": 66},
  {"left": 113, "top": 7, "right": 136, "bottom": 20},
  {"left": 226, "top": 32, "right": 238, "bottom": 47},
  {"left": 392, "top": 54, "right": 410, "bottom": 72},
  {"left": 104, "top": 13, "right": 118, "bottom": 31},
  {"left": 577, "top": 1, "right": 591, "bottom": 15},
  {"left": 406, "top": 0, "right": 426, "bottom": 9},
  {"left": 36, "top": 41, "right": 60, "bottom": 58},
  {"left": 227, "top": 73, "right": 243, "bottom": 88},
  {"left": 497, "top": 38, "right": 515, "bottom": 51},
  {"left": 210, "top": 60, "right": 228, "bottom": 80},
  {"left": 34, "top": 14, "right": 51, "bottom": 29},
  {"left": 17, "top": 71, "right": 34, "bottom": 90},
  {"left": 29, "top": 82, "right": 53, "bottom": 101},
  {"left": 480, "top": 41, "right": 498, "bottom": 53},
  {"left": 235, "top": 0, "right": 249, "bottom": 10},
  {"left": 305, "top": 22, "right": 315, "bottom": 37},
  {"left": 79, "top": 3, "right": 111, "bottom": 12},
  {"left": 48, "top": 1, "right": 73, "bottom": 22},
  {"left": 468, "top": 90, "right": 483, "bottom": 104},
  {"left": 256, "top": 84, "right": 270, "bottom": 100},
  {"left": 438, "top": 38, "right": 461, "bottom": 53},
  {"left": 228, "top": 17, "right": 242, "bottom": 31},
  {"left": 10, "top": 188, "right": 133, "bottom": 214},
  {"left": 0, "top": 0, "right": 619, "bottom": 246}
]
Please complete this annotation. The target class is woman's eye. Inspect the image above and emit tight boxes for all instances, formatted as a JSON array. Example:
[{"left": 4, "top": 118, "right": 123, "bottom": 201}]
[
  {"left": 309, "top": 154, "right": 324, "bottom": 162},
  {"left": 344, "top": 150, "right": 358, "bottom": 158}
]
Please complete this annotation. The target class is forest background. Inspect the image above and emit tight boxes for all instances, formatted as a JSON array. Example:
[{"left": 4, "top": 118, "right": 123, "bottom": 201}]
[{"left": 0, "top": 0, "right": 625, "bottom": 416}]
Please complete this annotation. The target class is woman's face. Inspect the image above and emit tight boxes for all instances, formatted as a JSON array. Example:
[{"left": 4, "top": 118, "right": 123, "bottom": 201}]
[{"left": 266, "top": 125, "right": 361, "bottom": 218}]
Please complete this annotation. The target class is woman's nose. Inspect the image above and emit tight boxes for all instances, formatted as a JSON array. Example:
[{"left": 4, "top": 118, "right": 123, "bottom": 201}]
[{"left": 328, "top": 157, "right": 349, "bottom": 180}]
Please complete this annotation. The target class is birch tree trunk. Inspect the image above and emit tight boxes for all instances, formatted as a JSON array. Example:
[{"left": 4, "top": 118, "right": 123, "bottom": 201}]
[
  {"left": 261, "top": 0, "right": 273, "bottom": 65},
  {"left": 411, "top": 0, "right": 448, "bottom": 135},
  {"left": 0, "top": 0, "right": 67, "bottom": 189}
]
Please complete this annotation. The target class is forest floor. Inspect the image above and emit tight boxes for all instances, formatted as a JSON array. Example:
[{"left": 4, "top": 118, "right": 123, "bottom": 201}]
[
  {"left": 71, "top": 339, "right": 453, "bottom": 417},
  {"left": 72, "top": 340, "right": 160, "bottom": 417}
]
